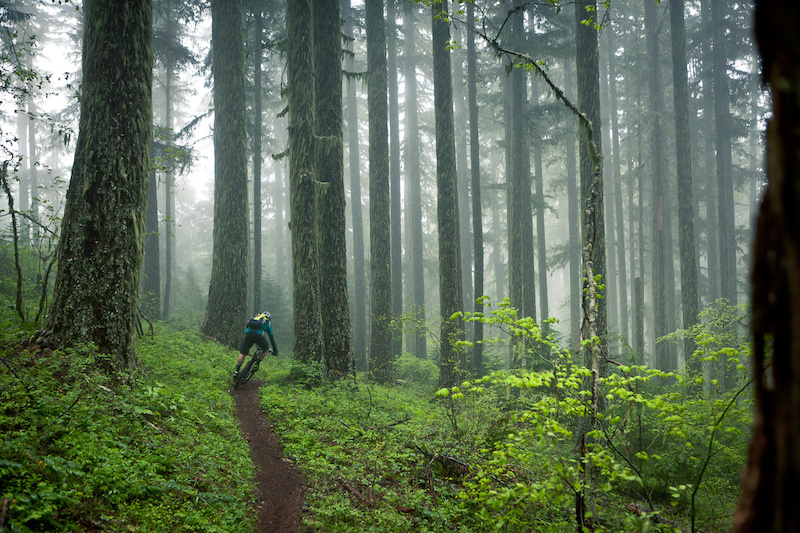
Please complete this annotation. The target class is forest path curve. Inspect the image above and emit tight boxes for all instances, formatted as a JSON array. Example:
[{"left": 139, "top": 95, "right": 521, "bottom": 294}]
[{"left": 233, "top": 378, "right": 305, "bottom": 533}]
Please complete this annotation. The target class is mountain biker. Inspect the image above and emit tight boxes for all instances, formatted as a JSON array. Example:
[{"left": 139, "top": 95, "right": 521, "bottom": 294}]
[{"left": 234, "top": 312, "right": 279, "bottom": 379}]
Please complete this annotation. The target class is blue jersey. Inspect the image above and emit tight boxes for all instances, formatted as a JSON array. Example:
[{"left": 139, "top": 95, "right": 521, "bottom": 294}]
[{"left": 245, "top": 315, "right": 273, "bottom": 337}]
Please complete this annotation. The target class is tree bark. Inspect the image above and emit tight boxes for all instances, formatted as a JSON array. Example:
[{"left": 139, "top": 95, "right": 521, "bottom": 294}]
[
  {"left": 315, "top": 0, "right": 352, "bottom": 376},
  {"left": 45, "top": 0, "right": 153, "bottom": 370},
  {"left": 366, "top": 0, "right": 393, "bottom": 382},
  {"left": 387, "top": 0, "right": 403, "bottom": 360},
  {"left": 286, "top": 0, "right": 325, "bottom": 363},
  {"left": 403, "top": 1, "right": 427, "bottom": 360},
  {"left": 343, "top": 0, "right": 368, "bottom": 371},
  {"left": 432, "top": 0, "right": 464, "bottom": 389},
  {"left": 202, "top": 0, "right": 250, "bottom": 349},
  {"left": 734, "top": 2, "right": 800, "bottom": 530}
]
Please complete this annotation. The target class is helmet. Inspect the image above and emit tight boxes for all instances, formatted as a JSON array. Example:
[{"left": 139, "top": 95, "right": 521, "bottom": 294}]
[{"left": 262, "top": 311, "right": 271, "bottom": 320}]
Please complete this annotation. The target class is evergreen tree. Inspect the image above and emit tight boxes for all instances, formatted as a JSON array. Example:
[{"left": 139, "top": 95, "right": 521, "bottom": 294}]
[
  {"left": 202, "top": 0, "right": 249, "bottom": 348},
  {"left": 286, "top": 0, "right": 325, "bottom": 363},
  {"left": 366, "top": 0, "right": 393, "bottom": 383},
  {"left": 432, "top": 0, "right": 464, "bottom": 390},
  {"left": 669, "top": 0, "right": 700, "bottom": 367},
  {"left": 387, "top": 0, "right": 403, "bottom": 360},
  {"left": 251, "top": 4, "right": 264, "bottom": 314},
  {"left": 315, "top": 0, "right": 352, "bottom": 375},
  {"left": 343, "top": 0, "right": 368, "bottom": 370},
  {"left": 467, "top": 0, "right": 484, "bottom": 377},
  {"left": 645, "top": 0, "right": 671, "bottom": 371},
  {"left": 403, "top": 1, "right": 427, "bottom": 360},
  {"left": 44, "top": 0, "right": 153, "bottom": 370}
]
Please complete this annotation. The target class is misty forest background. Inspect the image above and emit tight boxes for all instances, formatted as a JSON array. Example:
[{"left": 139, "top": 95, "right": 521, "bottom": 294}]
[
  {"left": 4, "top": 0, "right": 763, "bottom": 377},
  {"left": 3, "top": 0, "right": 794, "bottom": 531}
]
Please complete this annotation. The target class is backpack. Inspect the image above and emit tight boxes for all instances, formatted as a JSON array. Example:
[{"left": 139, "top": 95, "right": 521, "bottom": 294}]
[{"left": 246, "top": 313, "right": 269, "bottom": 330}]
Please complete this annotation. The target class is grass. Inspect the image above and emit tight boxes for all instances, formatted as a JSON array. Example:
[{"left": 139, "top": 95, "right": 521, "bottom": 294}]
[{"left": 0, "top": 317, "right": 255, "bottom": 532}]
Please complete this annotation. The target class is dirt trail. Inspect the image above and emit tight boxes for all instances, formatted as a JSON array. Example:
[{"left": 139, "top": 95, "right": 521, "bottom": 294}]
[{"left": 233, "top": 378, "right": 305, "bottom": 533}]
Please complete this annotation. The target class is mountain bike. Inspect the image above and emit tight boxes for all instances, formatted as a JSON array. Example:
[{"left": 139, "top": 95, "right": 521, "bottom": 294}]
[{"left": 233, "top": 348, "right": 269, "bottom": 390}]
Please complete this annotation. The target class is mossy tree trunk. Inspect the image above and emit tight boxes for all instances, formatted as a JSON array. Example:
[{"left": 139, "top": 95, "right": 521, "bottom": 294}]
[
  {"left": 202, "top": 0, "right": 249, "bottom": 349},
  {"left": 45, "top": 0, "right": 153, "bottom": 371},
  {"left": 734, "top": 2, "right": 800, "bottom": 529},
  {"left": 287, "top": 0, "right": 325, "bottom": 364},
  {"left": 366, "top": 0, "right": 393, "bottom": 383},
  {"left": 315, "top": 0, "right": 352, "bottom": 376},
  {"left": 432, "top": 0, "right": 464, "bottom": 390}
]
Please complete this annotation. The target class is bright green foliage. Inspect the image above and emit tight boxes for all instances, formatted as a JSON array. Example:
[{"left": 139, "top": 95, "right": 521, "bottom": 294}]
[
  {"left": 254, "top": 302, "right": 751, "bottom": 532},
  {"left": 0, "top": 322, "right": 254, "bottom": 532}
]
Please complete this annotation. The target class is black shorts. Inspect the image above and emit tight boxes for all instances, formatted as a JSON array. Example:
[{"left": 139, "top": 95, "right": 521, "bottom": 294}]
[{"left": 239, "top": 331, "right": 268, "bottom": 355}]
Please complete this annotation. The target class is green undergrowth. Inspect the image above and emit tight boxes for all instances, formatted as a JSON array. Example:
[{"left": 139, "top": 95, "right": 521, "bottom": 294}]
[
  {"left": 256, "top": 314, "right": 750, "bottom": 533},
  {"left": 0, "top": 320, "right": 254, "bottom": 532}
]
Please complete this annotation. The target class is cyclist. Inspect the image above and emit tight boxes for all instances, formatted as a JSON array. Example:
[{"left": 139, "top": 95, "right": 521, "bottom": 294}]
[{"left": 234, "top": 311, "right": 279, "bottom": 379}]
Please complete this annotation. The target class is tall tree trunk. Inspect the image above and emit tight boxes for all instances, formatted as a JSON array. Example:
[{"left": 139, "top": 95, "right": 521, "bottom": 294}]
[
  {"left": 252, "top": 6, "right": 263, "bottom": 314},
  {"left": 286, "top": 0, "right": 325, "bottom": 363},
  {"left": 142, "top": 137, "right": 161, "bottom": 319},
  {"left": 344, "top": 0, "right": 367, "bottom": 370},
  {"left": 366, "top": 0, "right": 393, "bottom": 382},
  {"left": 712, "top": 0, "right": 737, "bottom": 308},
  {"left": 403, "top": 1, "right": 426, "bottom": 360},
  {"left": 162, "top": 65, "right": 174, "bottom": 320},
  {"left": 531, "top": 78, "right": 549, "bottom": 326},
  {"left": 202, "top": 0, "right": 249, "bottom": 349},
  {"left": 432, "top": 0, "right": 464, "bottom": 390},
  {"left": 606, "top": 26, "right": 629, "bottom": 345},
  {"left": 669, "top": 0, "right": 700, "bottom": 369},
  {"left": 453, "top": 23, "right": 473, "bottom": 321},
  {"left": 467, "top": 0, "right": 484, "bottom": 377},
  {"left": 734, "top": 3, "right": 800, "bottom": 529},
  {"left": 645, "top": 0, "right": 671, "bottom": 372},
  {"left": 598, "top": 36, "right": 618, "bottom": 341},
  {"left": 565, "top": 59, "right": 581, "bottom": 350},
  {"left": 315, "top": 0, "right": 352, "bottom": 375},
  {"left": 45, "top": 0, "right": 153, "bottom": 370},
  {"left": 701, "top": 0, "right": 720, "bottom": 305},
  {"left": 15, "top": 108, "right": 29, "bottom": 242},
  {"left": 509, "top": 1, "right": 536, "bottom": 369},
  {"left": 387, "top": 0, "right": 403, "bottom": 360},
  {"left": 574, "top": 0, "right": 608, "bottom": 523}
]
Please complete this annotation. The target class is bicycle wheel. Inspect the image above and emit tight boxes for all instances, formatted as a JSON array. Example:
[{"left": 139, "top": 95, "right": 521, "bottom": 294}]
[{"left": 233, "top": 358, "right": 253, "bottom": 390}]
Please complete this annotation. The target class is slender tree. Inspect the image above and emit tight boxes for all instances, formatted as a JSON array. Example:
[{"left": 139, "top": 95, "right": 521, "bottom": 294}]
[
  {"left": 343, "top": 0, "right": 368, "bottom": 370},
  {"left": 141, "top": 136, "right": 161, "bottom": 319},
  {"left": 44, "top": 0, "right": 153, "bottom": 370},
  {"left": 669, "top": 0, "right": 700, "bottom": 367},
  {"left": 387, "top": 0, "right": 403, "bottom": 360},
  {"left": 286, "top": 0, "right": 325, "bottom": 363},
  {"left": 315, "top": 0, "right": 352, "bottom": 375},
  {"left": 366, "top": 0, "right": 393, "bottom": 382},
  {"left": 645, "top": 0, "right": 671, "bottom": 371},
  {"left": 202, "top": 0, "right": 249, "bottom": 348},
  {"left": 404, "top": 1, "right": 427, "bottom": 360},
  {"left": 467, "top": 0, "right": 484, "bottom": 377},
  {"left": 252, "top": 4, "right": 263, "bottom": 314},
  {"left": 712, "top": 0, "right": 737, "bottom": 308},
  {"left": 565, "top": 59, "right": 581, "bottom": 350},
  {"left": 432, "top": 0, "right": 464, "bottom": 390}
]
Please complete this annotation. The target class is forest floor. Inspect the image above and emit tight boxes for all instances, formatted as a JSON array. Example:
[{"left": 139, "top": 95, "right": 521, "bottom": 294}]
[{"left": 233, "top": 377, "right": 306, "bottom": 533}]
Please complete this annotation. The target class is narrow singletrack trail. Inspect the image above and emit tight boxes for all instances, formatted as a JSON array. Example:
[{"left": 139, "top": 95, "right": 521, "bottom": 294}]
[{"left": 233, "top": 378, "right": 305, "bottom": 533}]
